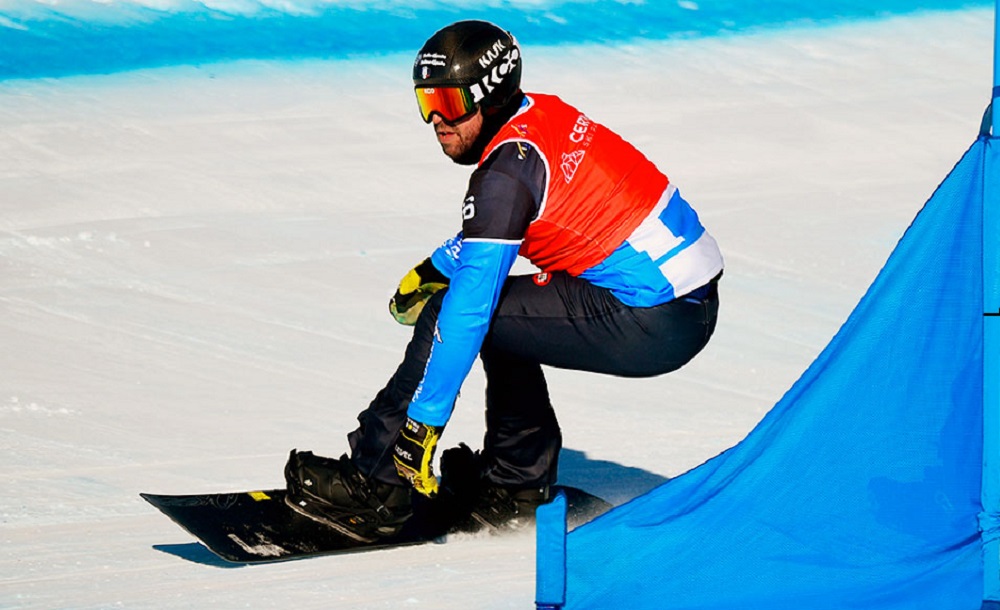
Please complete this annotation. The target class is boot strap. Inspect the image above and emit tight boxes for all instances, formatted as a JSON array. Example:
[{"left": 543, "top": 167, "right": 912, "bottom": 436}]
[{"left": 340, "top": 457, "right": 395, "bottom": 522}]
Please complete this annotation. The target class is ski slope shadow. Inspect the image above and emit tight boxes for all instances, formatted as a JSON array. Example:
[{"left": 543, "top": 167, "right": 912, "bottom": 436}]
[
  {"left": 153, "top": 543, "right": 250, "bottom": 568},
  {"left": 556, "top": 448, "right": 669, "bottom": 507}
]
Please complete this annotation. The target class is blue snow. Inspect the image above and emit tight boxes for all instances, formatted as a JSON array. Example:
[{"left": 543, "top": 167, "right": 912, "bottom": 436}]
[{"left": 0, "top": 0, "right": 989, "bottom": 80}]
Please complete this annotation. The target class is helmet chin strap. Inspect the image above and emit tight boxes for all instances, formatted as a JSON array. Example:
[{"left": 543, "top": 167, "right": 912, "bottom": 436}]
[{"left": 449, "top": 90, "right": 526, "bottom": 166}]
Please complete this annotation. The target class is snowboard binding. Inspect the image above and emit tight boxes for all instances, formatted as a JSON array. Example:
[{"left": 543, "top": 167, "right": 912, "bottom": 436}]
[{"left": 284, "top": 450, "right": 412, "bottom": 543}]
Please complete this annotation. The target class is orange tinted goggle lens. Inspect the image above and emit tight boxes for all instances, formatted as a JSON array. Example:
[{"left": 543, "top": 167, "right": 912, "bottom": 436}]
[{"left": 415, "top": 87, "right": 476, "bottom": 124}]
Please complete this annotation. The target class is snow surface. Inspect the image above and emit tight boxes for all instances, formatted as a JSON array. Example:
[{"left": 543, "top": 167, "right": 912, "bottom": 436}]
[{"left": 0, "top": 8, "right": 993, "bottom": 609}]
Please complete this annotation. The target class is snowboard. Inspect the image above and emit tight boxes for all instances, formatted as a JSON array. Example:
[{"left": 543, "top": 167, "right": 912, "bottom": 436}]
[{"left": 142, "top": 485, "right": 609, "bottom": 564}]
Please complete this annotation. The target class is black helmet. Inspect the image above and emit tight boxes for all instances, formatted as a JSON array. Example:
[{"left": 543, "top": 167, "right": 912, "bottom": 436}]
[{"left": 413, "top": 20, "right": 522, "bottom": 124}]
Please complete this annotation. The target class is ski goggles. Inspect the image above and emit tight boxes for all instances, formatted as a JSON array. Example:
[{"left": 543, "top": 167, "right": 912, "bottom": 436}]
[{"left": 415, "top": 86, "right": 478, "bottom": 124}]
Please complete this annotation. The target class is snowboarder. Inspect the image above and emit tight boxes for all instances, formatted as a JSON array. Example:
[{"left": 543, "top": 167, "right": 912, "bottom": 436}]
[{"left": 285, "top": 19, "right": 724, "bottom": 542}]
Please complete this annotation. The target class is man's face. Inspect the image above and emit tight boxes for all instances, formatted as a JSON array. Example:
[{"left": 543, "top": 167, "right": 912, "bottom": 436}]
[{"left": 432, "top": 109, "right": 483, "bottom": 162}]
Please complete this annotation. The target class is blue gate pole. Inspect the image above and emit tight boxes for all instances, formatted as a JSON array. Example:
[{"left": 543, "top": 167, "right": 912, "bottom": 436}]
[
  {"left": 995, "top": 0, "right": 1000, "bottom": 137},
  {"left": 536, "top": 490, "right": 568, "bottom": 610},
  {"left": 995, "top": 0, "right": 1000, "bottom": 136},
  {"left": 984, "top": 0, "right": 1000, "bottom": 603},
  {"left": 985, "top": 145, "right": 1000, "bottom": 604}
]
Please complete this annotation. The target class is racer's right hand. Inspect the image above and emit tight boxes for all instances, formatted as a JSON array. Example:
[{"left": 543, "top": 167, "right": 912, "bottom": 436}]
[{"left": 389, "top": 258, "right": 449, "bottom": 325}]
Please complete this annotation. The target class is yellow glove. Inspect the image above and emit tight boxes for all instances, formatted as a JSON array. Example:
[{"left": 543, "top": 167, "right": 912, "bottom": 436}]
[
  {"left": 389, "top": 258, "right": 449, "bottom": 326},
  {"left": 393, "top": 417, "right": 441, "bottom": 497}
]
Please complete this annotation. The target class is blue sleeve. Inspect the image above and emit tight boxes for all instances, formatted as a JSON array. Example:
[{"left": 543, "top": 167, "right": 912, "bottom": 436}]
[
  {"left": 430, "top": 232, "right": 463, "bottom": 278},
  {"left": 406, "top": 240, "right": 519, "bottom": 427}
]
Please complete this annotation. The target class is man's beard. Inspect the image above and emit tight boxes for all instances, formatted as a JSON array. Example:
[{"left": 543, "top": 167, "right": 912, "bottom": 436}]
[
  {"left": 449, "top": 92, "right": 525, "bottom": 166},
  {"left": 447, "top": 122, "right": 495, "bottom": 166}
]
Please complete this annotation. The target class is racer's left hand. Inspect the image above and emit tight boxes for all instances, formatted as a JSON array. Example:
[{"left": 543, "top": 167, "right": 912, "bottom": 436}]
[{"left": 393, "top": 417, "right": 441, "bottom": 497}]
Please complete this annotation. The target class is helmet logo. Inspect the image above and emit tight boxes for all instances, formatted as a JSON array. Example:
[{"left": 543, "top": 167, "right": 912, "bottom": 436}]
[
  {"left": 477, "top": 39, "right": 507, "bottom": 69},
  {"left": 416, "top": 52, "right": 447, "bottom": 69},
  {"left": 468, "top": 46, "right": 520, "bottom": 104},
  {"left": 497, "top": 47, "right": 519, "bottom": 77}
]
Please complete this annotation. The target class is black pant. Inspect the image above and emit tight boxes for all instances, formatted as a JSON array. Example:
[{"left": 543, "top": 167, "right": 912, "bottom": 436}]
[{"left": 349, "top": 272, "right": 720, "bottom": 488}]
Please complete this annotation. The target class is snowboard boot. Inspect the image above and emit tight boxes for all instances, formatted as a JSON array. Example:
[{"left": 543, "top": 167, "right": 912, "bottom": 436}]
[
  {"left": 284, "top": 450, "right": 412, "bottom": 543},
  {"left": 468, "top": 483, "right": 551, "bottom": 532},
  {"left": 437, "top": 443, "right": 552, "bottom": 533}
]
